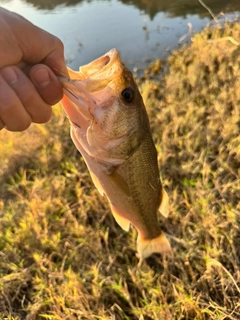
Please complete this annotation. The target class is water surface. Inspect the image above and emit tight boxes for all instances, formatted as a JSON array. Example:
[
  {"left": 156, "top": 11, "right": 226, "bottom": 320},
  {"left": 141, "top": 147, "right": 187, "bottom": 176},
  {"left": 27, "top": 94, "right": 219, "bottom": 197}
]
[{"left": 1, "top": 0, "right": 239, "bottom": 71}]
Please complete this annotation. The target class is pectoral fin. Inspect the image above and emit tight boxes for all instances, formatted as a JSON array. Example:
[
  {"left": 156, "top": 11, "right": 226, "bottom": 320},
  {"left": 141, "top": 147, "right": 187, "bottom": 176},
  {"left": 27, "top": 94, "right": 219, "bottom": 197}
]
[
  {"left": 98, "top": 163, "right": 131, "bottom": 197},
  {"left": 159, "top": 187, "right": 169, "bottom": 218},
  {"left": 90, "top": 171, "right": 105, "bottom": 196},
  {"left": 110, "top": 204, "right": 130, "bottom": 231},
  {"left": 90, "top": 163, "right": 131, "bottom": 198},
  {"left": 110, "top": 170, "right": 131, "bottom": 196}
]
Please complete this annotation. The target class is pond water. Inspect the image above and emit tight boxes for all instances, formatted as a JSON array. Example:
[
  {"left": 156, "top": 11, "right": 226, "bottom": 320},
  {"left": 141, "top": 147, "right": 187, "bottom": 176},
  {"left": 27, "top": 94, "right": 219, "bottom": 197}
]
[{"left": 1, "top": 0, "right": 240, "bottom": 72}]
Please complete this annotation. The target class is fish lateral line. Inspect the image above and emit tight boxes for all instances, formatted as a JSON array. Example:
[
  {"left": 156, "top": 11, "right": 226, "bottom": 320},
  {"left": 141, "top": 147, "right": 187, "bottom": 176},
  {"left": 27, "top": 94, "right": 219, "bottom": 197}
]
[{"left": 60, "top": 49, "right": 171, "bottom": 262}]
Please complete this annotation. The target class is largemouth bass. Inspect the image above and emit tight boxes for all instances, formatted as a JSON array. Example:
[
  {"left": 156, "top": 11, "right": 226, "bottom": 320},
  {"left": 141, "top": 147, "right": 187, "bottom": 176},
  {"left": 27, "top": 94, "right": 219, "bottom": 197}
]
[{"left": 59, "top": 49, "right": 171, "bottom": 259}]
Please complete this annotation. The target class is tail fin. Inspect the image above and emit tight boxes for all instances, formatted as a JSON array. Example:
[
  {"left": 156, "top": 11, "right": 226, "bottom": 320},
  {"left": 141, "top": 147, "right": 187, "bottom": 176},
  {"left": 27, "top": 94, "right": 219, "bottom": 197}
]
[{"left": 137, "top": 232, "right": 171, "bottom": 259}]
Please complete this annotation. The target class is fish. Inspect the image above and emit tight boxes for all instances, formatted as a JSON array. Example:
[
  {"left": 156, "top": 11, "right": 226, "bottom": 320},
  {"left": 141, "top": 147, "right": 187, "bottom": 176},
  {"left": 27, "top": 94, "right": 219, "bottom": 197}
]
[{"left": 59, "top": 48, "right": 171, "bottom": 259}]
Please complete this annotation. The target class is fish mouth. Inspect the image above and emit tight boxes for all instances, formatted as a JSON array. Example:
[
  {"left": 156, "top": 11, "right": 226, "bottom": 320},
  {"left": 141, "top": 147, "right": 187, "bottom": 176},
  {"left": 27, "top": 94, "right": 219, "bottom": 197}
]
[
  {"left": 80, "top": 48, "right": 121, "bottom": 83},
  {"left": 59, "top": 48, "right": 122, "bottom": 92},
  {"left": 59, "top": 48, "right": 122, "bottom": 129}
]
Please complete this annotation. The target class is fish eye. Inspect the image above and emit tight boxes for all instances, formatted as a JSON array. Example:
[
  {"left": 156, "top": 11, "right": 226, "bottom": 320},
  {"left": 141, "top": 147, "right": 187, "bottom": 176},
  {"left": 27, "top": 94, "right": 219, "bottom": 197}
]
[{"left": 121, "top": 87, "right": 134, "bottom": 103}]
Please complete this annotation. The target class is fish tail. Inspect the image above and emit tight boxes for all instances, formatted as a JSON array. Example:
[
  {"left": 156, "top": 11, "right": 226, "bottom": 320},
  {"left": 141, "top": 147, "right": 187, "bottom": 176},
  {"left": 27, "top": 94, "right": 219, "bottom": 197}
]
[{"left": 137, "top": 232, "right": 171, "bottom": 259}]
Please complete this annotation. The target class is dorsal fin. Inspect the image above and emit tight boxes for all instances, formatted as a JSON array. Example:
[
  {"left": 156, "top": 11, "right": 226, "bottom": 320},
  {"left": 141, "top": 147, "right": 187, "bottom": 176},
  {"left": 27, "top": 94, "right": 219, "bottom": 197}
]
[{"left": 159, "top": 188, "right": 169, "bottom": 218}]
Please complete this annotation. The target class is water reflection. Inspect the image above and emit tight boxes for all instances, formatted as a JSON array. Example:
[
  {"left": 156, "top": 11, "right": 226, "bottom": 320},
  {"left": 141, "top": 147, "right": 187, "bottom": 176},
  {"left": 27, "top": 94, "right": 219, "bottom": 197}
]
[
  {"left": 18, "top": 0, "right": 240, "bottom": 19},
  {"left": 23, "top": 0, "right": 82, "bottom": 10},
  {"left": 121, "top": 0, "right": 240, "bottom": 19},
  {"left": 1, "top": 0, "right": 239, "bottom": 72}
]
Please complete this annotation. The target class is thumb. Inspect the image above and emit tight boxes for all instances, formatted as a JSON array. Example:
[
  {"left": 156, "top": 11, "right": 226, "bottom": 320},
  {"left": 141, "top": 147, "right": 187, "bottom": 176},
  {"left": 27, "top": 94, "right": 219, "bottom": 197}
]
[{"left": 29, "top": 64, "right": 63, "bottom": 105}]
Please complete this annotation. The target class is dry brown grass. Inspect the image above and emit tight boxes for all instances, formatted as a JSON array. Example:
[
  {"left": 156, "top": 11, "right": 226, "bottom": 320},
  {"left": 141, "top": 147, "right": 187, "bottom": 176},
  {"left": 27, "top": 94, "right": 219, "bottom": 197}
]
[{"left": 0, "top": 22, "right": 240, "bottom": 319}]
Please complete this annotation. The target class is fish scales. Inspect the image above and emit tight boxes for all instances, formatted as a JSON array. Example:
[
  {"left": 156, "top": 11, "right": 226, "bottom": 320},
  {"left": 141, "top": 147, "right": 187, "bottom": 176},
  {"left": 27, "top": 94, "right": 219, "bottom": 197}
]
[
  {"left": 59, "top": 48, "right": 171, "bottom": 260},
  {"left": 116, "top": 133, "right": 161, "bottom": 237}
]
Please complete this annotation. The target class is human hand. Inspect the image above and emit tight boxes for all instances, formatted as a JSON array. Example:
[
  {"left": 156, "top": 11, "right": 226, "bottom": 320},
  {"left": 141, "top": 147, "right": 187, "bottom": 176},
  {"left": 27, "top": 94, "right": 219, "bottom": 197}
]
[{"left": 0, "top": 8, "right": 68, "bottom": 132}]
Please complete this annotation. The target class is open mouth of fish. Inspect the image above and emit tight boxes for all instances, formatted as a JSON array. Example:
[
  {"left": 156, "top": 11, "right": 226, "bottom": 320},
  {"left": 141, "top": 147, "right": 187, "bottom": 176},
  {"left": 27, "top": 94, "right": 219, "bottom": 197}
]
[
  {"left": 59, "top": 49, "right": 171, "bottom": 260},
  {"left": 58, "top": 48, "right": 122, "bottom": 128}
]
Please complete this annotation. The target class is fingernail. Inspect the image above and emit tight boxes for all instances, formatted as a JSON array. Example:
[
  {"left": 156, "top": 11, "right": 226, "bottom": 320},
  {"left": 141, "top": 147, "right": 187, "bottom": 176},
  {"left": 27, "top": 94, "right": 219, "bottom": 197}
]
[
  {"left": 33, "top": 69, "right": 50, "bottom": 88},
  {"left": 2, "top": 67, "right": 18, "bottom": 85}
]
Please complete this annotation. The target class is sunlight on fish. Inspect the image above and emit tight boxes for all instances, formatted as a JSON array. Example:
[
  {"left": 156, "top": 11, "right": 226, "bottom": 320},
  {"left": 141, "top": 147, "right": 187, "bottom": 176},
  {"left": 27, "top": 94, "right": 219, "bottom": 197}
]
[{"left": 59, "top": 48, "right": 171, "bottom": 260}]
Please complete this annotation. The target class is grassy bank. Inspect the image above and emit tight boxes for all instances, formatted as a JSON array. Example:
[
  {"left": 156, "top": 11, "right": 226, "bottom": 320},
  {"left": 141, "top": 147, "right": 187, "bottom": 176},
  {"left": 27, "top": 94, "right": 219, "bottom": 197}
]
[{"left": 0, "top": 22, "right": 240, "bottom": 319}]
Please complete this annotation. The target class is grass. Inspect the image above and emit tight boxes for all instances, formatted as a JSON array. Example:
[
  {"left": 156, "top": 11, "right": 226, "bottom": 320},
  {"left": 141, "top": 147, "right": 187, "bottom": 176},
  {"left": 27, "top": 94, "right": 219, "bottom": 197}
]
[{"left": 0, "top": 22, "right": 240, "bottom": 319}]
